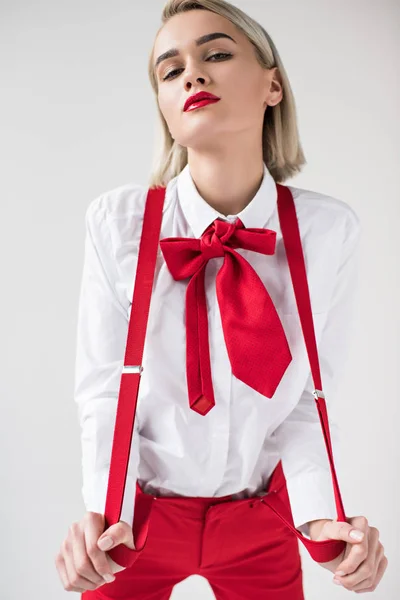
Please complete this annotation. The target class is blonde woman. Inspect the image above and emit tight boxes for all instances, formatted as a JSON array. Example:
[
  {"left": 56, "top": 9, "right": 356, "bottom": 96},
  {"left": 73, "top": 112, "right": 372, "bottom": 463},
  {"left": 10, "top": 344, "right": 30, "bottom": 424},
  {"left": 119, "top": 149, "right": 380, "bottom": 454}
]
[{"left": 55, "top": 0, "right": 387, "bottom": 598}]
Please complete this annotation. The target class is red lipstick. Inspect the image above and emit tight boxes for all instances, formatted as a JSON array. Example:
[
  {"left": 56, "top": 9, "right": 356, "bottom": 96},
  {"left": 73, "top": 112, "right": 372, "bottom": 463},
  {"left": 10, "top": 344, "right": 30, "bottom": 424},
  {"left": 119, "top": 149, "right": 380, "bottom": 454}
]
[{"left": 184, "top": 92, "right": 221, "bottom": 112}]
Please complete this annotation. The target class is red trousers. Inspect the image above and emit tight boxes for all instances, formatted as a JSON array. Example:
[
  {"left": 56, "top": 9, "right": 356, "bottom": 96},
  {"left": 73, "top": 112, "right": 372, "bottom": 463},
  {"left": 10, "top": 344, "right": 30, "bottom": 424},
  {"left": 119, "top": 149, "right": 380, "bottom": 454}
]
[{"left": 82, "top": 462, "right": 304, "bottom": 599}]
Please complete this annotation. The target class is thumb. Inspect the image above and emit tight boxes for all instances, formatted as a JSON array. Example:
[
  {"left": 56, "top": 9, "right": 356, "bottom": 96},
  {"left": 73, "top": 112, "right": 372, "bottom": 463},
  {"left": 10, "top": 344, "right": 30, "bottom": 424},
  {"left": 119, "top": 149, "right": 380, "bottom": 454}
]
[
  {"left": 97, "top": 522, "right": 136, "bottom": 551},
  {"left": 322, "top": 519, "right": 365, "bottom": 544}
]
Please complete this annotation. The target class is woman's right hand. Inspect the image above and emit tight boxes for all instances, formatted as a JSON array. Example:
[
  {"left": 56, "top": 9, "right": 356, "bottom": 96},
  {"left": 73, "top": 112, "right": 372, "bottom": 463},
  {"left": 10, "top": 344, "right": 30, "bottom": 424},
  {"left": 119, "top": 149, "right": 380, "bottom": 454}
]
[{"left": 54, "top": 511, "right": 135, "bottom": 593}]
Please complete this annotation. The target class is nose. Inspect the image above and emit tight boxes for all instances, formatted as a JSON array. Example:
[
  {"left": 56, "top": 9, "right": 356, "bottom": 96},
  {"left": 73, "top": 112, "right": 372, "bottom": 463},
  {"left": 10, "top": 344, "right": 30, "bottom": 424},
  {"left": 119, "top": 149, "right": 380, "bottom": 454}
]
[{"left": 185, "top": 75, "right": 205, "bottom": 90}]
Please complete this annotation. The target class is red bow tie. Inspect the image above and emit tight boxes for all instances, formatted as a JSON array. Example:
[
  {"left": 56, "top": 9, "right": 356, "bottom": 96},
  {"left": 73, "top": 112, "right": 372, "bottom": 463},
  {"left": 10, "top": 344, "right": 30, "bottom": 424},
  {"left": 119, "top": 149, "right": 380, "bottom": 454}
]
[{"left": 159, "top": 217, "right": 292, "bottom": 416}]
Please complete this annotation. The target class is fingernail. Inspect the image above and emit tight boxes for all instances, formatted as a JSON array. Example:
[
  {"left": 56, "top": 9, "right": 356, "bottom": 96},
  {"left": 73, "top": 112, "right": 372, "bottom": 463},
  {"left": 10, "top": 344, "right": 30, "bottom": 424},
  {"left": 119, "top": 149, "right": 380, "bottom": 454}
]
[
  {"left": 335, "top": 570, "right": 345, "bottom": 576},
  {"left": 333, "top": 578, "right": 342, "bottom": 585},
  {"left": 350, "top": 529, "right": 364, "bottom": 541},
  {"left": 98, "top": 536, "right": 113, "bottom": 550},
  {"left": 103, "top": 573, "right": 115, "bottom": 583}
]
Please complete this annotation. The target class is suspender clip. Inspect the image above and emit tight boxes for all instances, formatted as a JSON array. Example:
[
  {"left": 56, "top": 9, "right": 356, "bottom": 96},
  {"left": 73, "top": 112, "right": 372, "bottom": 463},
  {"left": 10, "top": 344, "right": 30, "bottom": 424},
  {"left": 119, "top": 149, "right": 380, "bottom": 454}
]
[{"left": 122, "top": 365, "right": 143, "bottom": 374}]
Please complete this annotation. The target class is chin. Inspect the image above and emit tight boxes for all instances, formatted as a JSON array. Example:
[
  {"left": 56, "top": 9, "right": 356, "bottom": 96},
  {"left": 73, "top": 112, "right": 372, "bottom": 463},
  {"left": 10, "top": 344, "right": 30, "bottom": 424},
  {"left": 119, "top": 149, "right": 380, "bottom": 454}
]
[{"left": 177, "top": 124, "right": 225, "bottom": 146}]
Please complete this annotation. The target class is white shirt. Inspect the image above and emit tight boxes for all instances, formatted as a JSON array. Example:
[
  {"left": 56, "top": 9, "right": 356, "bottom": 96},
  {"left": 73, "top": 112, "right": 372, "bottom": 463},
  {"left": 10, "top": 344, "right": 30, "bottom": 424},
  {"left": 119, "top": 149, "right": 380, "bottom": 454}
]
[{"left": 74, "top": 162, "right": 362, "bottom": 537}]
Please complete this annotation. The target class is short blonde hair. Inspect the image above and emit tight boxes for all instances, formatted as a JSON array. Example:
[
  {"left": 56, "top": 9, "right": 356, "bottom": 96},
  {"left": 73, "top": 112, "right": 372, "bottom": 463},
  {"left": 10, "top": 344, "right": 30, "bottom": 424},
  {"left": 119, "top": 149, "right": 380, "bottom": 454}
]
[{"left": 147, "top": 0, "right": 306, "bottom": 187}]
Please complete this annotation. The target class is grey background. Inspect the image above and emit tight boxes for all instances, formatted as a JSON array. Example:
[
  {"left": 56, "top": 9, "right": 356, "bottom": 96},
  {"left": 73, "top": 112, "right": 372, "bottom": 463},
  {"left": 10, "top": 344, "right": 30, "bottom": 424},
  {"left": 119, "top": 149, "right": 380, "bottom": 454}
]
[{"left": 1, "top": 0, "right": 399, "bottom": 598}]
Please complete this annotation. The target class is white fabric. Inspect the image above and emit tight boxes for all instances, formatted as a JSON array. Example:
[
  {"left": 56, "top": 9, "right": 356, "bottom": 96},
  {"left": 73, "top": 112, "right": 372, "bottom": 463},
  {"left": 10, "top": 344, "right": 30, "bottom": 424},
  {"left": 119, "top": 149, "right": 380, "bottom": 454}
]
[{"left": 74, "top": 162, "right": 362, "bottom": 538}]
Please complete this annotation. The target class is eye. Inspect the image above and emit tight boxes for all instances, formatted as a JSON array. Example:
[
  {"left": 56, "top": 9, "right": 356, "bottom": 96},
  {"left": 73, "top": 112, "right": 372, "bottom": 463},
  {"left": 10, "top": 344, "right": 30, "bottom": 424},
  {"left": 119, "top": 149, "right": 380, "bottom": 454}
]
[{"left": 161, "top": 52, "right": 232, "bottom": 81}]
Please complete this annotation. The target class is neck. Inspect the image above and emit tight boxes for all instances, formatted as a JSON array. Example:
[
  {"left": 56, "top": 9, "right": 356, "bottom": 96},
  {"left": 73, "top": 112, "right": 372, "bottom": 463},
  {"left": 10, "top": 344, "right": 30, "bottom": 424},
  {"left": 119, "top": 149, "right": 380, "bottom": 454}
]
[{"left": 186, "top": 144, "right": 265, "bottom": 217}]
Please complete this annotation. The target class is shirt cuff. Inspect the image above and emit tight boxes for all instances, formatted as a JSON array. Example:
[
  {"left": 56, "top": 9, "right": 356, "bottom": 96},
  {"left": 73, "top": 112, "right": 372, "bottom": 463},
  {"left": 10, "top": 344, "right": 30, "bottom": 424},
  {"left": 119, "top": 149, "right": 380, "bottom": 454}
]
[
  {"left": 285, "top": 469, "right": 339, "bottom": 538},
  {"left": 82, "top": 471, "right": 137, "bottom": 528}
]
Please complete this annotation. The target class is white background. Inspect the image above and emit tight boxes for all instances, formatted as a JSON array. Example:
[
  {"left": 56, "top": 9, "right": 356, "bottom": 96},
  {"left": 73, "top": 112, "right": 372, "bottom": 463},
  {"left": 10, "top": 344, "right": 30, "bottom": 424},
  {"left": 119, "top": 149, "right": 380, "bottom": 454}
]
[{"left": 1, "top": 0, "right": 399, "bottom": 598}]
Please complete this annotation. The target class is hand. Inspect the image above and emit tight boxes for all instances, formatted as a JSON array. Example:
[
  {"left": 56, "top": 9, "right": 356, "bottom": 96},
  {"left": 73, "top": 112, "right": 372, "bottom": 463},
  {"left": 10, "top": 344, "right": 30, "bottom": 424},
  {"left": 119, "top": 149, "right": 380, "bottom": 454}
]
[
  {"left": 307, "top": 516, "right": 388, "bottom": 593},
  {"left": 54, "top": 511, "right": 135, "bottom": 593}
]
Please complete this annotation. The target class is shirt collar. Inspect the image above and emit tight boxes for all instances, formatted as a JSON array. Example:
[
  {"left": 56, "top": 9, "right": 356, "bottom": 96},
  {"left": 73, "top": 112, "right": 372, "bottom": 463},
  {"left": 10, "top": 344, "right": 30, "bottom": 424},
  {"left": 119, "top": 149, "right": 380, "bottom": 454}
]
[{"left": 176, "top": 161, "right": 278, "bottom": 238}]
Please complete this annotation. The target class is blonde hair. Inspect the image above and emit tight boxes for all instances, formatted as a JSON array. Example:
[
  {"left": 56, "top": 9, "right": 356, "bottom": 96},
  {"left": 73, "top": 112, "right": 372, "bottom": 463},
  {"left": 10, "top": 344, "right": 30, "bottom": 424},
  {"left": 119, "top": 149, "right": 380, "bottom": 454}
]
[{"left": 147, "top": 0, "right": 306, "bottom": 188}]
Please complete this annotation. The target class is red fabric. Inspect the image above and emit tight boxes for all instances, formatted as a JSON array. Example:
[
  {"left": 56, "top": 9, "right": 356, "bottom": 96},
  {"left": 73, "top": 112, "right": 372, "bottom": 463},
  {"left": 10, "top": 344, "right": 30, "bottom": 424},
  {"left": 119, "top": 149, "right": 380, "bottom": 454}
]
[
  {"left": 101, "top": 182, "right": 348, "bottom": 571},
  {"left": 82, "top": 461, "right": 304, "bottom": 600},
  {"left": 159, "top": 218, "right": 292, "bottom": 415}
]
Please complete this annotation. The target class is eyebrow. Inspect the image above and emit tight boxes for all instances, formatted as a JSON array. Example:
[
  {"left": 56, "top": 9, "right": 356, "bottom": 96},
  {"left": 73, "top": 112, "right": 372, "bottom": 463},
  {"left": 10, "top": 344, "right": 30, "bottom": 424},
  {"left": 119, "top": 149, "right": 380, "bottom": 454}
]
[{"left": 154, "top": 32, "right": 237, "bottom": 70}]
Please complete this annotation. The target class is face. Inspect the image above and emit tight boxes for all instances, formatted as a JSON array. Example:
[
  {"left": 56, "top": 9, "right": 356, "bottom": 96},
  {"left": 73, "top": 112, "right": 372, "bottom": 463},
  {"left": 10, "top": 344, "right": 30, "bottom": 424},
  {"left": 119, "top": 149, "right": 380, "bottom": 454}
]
[{"left": 152, "top": 10, "right": 282, "bottom": 151}]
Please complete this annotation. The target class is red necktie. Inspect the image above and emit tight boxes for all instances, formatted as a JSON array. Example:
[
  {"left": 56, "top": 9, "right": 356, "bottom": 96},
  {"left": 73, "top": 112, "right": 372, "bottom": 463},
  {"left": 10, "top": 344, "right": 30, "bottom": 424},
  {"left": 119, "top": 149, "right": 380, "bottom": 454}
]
[{"left": 159, "top": 217, "right": 292, "bottom": 416}]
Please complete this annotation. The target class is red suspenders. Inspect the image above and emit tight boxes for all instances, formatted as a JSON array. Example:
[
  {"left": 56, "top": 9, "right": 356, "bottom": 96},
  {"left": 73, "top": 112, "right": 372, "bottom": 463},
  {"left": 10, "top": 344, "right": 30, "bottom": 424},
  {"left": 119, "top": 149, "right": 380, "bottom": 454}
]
[{"left": 102, "top": 183, "right": 347, "bottom": 568}]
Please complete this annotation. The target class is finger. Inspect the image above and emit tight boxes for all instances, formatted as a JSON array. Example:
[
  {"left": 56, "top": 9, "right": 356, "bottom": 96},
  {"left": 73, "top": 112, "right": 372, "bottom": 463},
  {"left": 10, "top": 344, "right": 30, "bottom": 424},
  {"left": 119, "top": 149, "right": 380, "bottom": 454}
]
[
  {"left": 323, "top": 517, "right": 367, "bottom": 544},
  {"left": 354, "top": 555, "right": 388, "bottom": 594},
  {"left": 70, "top": 521, "right": 113, "bottom": 587},
  {"left": 335, "top": 517, "right": 370, "bottom": 575},
  {"left": 97, "top": 521, "right": 135, "bottom": 551},
  {"left": 340, "top": 538, "right": 384, "bottom": 590},
  {"left": 334, "top": 556, "right": 373, "bottom": 590},
  {"left": 62, "top": 537, "right": 100, "bottom": 592},
  {"left": 55, "top": 553, "right": 84, "bottom": 593},
  {"left": 334, "top": 528, "right": 379, "bottom": 588},
  {"left": 61, "top": 542, "right": 95, "bottom": 592},
  {"left": 83, "top": 515, "right": 120, "bottom": 581}
]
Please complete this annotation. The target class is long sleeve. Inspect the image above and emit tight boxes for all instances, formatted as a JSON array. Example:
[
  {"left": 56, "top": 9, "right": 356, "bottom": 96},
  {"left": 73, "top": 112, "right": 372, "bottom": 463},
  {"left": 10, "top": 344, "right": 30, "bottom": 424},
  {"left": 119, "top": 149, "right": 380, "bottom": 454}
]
[
  {"left": 74, "top": 196, "right": 140, "bottom": 527},
  {"left": 271, "top": 207, "right": 362, "bottom": 537}
]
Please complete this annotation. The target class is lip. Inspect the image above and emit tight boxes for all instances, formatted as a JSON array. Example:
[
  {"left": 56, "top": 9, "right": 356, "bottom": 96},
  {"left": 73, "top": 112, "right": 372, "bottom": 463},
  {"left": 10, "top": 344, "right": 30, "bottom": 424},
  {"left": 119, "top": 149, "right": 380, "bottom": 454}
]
[{"left": 184, "top": 92, "right": 221, "bottom": 112}]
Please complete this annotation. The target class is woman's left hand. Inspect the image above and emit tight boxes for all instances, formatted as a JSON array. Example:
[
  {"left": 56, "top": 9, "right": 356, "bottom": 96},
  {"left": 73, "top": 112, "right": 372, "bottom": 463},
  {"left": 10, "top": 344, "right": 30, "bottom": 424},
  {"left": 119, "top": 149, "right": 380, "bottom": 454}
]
[{"left": 308, "top": 516, "right": 388, "bottom": 593}]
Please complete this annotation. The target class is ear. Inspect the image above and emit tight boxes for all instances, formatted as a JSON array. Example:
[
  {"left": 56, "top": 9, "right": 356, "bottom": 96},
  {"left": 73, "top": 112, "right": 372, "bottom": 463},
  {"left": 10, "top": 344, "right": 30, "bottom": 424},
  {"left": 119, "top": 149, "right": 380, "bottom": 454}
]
[{"left": 264, "top": 67, "right": 283, "bottom": 107}]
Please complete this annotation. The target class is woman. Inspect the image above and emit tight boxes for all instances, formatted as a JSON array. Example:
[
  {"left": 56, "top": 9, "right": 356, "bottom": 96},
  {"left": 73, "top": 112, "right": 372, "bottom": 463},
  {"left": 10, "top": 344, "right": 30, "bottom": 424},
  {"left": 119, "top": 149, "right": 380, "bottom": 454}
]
[{"left": 55, "top": 0, "right": 387, "bottom": 597}]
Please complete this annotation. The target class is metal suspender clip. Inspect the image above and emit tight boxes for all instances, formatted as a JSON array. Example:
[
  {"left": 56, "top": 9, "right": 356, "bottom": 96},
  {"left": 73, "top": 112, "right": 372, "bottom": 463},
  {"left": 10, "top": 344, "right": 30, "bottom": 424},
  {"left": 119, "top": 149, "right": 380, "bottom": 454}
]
[
  {"left": 313, "top": 389, "right": 325, "bottom": 400},
  {"left": 122, "top": 365, "right": 143, "bottom": 374}
]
